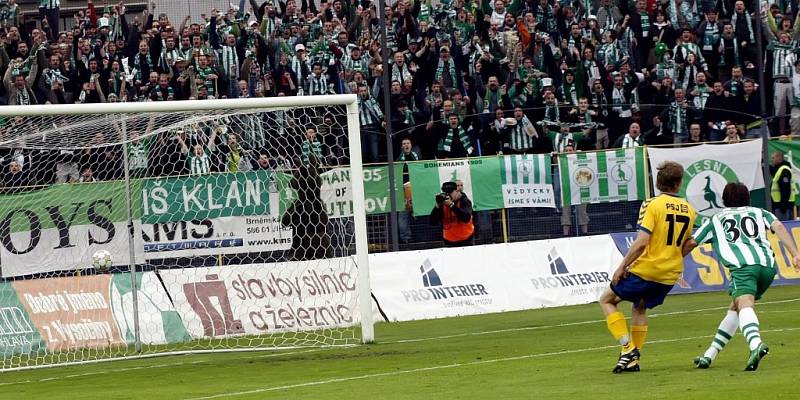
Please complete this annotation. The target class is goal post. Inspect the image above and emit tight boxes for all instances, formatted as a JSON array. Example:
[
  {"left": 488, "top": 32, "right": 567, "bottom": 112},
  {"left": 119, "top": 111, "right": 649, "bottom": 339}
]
[{"left": 0, "top": 94, "right": 374, "bottom": 371}]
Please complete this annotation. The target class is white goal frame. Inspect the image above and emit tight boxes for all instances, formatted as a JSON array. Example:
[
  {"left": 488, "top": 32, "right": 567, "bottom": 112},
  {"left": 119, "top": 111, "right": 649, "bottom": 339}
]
[{"left": 0, "top": 95, "right": 374, "bottom": 365}]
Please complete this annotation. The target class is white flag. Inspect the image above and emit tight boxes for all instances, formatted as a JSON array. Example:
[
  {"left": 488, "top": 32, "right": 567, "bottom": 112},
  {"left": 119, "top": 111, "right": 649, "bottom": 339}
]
[{"left": 647, "top": 139, "right": 765, "bottom": 222}]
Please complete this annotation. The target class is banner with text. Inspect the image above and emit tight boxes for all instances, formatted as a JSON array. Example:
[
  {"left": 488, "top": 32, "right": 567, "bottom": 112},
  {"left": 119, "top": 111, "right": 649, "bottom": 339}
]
[
  {"left": 11, "top": 275, "right": 127, "bottom": 351},
  {"left": 648, "top": 140, "right": 764, "bottom": 225},
  {"left": 320, "top": 166, "right": 405, "bottom": 218},
  {"left": 140, "top": 171, "right": 293, "bottom": 259},
  {"left": 610, "top": 220, "right": 800, "bottom": 294},
  {"left": 369, "top": 235, "right": 621, "bottom": 321},
  {"left": 0, "top": 272, "right": 190, "bottom": 355},
  {"left": 501, "top": 154, "right": 556, "bottom": 208},
  {"left": 159, "top": 259, "right": 362, "bottom": 338},
  {"left": 558, "top": 147, "right": 648, "bottom": 206},
  {"left": 0, "top": 181, "right": 145, "bottom": 278},
  {"left": 408, "top": 157, "right": 504, "bottom": 216}
]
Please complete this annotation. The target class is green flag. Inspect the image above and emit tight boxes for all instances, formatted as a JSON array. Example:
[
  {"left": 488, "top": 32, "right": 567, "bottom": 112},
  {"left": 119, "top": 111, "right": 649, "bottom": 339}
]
[
  {"left": 141, "top": 171, "right": 280, "bottom": 224},
  {"left": 320, "top": 166, "right": 404, "bottom": 218},
  {"left": 408, "top": 157, "right": 504, "bottom": 216},
  {"left": 500, "top": 154, "right": 555, "bottom": 208},
  {"left": 559, "top": 147, "right": 648, "bottom": 206}
]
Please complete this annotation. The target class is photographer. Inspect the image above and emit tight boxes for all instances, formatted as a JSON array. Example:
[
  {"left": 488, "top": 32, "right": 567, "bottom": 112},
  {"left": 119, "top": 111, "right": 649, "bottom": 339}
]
[{"left": 429, "top": 181, "right": 474, "bottom": 247}]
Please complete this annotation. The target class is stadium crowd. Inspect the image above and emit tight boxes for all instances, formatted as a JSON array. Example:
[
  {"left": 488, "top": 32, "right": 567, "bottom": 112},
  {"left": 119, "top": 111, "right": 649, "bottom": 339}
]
[{"left": 0, "top": 0, "right": 795, "bottom": 188}]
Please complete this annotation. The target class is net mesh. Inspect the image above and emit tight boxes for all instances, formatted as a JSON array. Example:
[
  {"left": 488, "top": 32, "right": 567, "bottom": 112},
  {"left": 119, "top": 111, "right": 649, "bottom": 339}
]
[{"left": 0, "top": 100, "right": 368, "bottom": 370}]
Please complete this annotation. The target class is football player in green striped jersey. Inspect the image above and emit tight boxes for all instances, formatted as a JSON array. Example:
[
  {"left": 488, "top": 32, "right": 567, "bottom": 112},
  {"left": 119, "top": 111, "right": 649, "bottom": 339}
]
[{"left": 683, "top": 182, "right": 800, "bottom": 371}]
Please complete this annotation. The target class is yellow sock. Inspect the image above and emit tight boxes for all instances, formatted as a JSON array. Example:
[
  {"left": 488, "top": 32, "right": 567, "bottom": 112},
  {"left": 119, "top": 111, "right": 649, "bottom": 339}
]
[
  {"left": 631, "top": 325, "right": 648, "bottom": 350},
  {"left": 606, "top": 311, "right": 633, "bottom": 352}
]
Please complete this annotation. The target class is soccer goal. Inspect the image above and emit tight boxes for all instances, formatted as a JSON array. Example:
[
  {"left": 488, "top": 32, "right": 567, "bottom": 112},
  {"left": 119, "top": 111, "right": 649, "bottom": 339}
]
[{"left": 0, "top": 95, "right": 374, "bottom": 371}]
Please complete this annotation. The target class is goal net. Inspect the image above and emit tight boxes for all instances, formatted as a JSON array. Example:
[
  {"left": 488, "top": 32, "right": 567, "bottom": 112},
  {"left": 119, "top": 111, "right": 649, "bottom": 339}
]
[{"left": 0, "top": 96, "right": 374, "bottom": 371}]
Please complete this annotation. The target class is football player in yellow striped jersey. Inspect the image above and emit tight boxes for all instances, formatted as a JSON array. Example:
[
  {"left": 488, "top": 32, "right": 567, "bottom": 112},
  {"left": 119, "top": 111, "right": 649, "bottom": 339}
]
[{"left": 598, "top": 161, "right": 696, "bottom": 373}]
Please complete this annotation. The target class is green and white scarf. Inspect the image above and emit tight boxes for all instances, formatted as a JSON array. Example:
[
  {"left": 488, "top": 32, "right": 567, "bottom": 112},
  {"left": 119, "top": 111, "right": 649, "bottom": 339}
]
[
  {"left": 392, "top": 63, "right": 412, "bottom": 85},
  {"left": 398, "top": 150, "right": 420, "bottom": 161},
  {"left": 731, "top": 11, "right": 754, "bottom": 43},
  {"left": 544, "top": 102, "right": 560, "bottom": 122},
  {"left": 16, "top": 88, "right": 31, "bottom": 106},
  {"left": 439, "top": 126, "right": 471, "bottom": 153},
  {"left": 612, "top": 86, "right": 632, "bottom": 117},
  {"left": 621, "top": 133, "right": 641, "bottom": 148},
  {"left": 301, "top": 140, "right": 322, "bottom": 164},
  {"left": 435, "top": 58, "right": 457, "bottom": 88},
  {"left": 639, "top": 12, "right": 650, "bottom": 32},
  {"left": 669, "top": 101, "right": 688, "bottom": 134},
  {"left": 553, "top": 131, "right": 574, "bottom": 152},
  {"left": 693, "top": 84, "right": 711, "bottom": 109},
  {"left": 560, "top": 83, "right": 578, "bottom": 106},
  {"left": 483, "top": 87, "right": 502, "bottom": 111}
]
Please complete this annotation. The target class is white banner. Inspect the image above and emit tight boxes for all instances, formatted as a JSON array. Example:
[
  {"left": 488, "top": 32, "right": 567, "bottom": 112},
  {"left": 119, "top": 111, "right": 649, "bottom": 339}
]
[
  {"left": 1, "top": 222, "right": 144, "bottom": 278},
  {"left": 159, "top": 259, "right": 363, "bottom": 338},
  {"left": 369, "top": 235, "right": 622, "bottom": 321},
  {"left": 501, "top": 154, "right": 556, "bottom": 208},
  {"left": 648, "top": 139, "right": 765, "bottom": 222},
  {"left": 141, "top": 216, "right": 292, "bottom": 259}
]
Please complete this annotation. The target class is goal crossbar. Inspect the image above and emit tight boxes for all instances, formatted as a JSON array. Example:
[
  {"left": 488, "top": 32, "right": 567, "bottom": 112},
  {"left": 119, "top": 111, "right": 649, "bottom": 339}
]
[{"left": 0, "top": 95, "right": 359, "bottom": 117}]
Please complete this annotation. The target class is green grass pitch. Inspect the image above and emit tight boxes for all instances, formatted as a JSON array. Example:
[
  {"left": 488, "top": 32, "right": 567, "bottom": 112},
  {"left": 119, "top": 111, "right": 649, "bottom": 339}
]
[{"left": 2, "top": 285, "right": 799, "bottom": 400}]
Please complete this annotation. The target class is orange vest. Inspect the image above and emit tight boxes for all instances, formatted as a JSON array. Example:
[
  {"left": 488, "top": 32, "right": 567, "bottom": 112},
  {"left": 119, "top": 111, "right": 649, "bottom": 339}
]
[{"left": 442, "top": 202, "right": 474, "bottom": 242}]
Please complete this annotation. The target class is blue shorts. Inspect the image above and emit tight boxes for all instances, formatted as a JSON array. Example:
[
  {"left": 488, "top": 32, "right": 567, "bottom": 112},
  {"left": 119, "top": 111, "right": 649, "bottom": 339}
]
[{"left": 611, "top": 273, "right": 674, "bottom": 309}]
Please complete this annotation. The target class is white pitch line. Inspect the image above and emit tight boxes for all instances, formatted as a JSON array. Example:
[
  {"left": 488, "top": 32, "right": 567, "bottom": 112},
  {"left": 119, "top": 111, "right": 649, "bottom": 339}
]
[
  {"left": 3, "top": 298, "right": 798, "bottom": 388},
  {"left": 387, "top": 297, "right": 800, "bottom": 344},
  {"left": 184, "top": 327, "right": 800, "bottom": 400},
  {"left": 0, "top": 348, "right": 329, "bottom": 387}
]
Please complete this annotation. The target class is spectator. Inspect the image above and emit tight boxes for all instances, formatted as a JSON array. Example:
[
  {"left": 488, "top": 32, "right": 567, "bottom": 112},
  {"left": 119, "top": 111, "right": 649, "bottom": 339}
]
[
  {"left": 300, "top": 127, "right": 325, "bottom": 166},
  {"left": 723, "top": 122, "right": 742, "bottom": 143},
  {"left": 54, "top": 149, "right": 79, "bottom": 184},
  {"left": 738, "top": 79, "right": 762, "bottom": 138},
  {"left": 2, "top": 160, "right": 28, "bottom": 191},
  {"left": 251, "top": 151, "right": 279, "bottom": 171},
  {"left": 126, "top": 132, "right": 152, "bottom": 179},
  {"left": 397, "top": 138, "right": 419, "bottom": 244},
  {"left": 397, "top": 138, "right": 419, "bottom": 162},
  {"left": 4, "top": 51, "right": 40, "bottom": 105},
  {"left": 429, "top": 181, "right": 474, "bottom": 247},
  {"left": 78, "top": 165, "right": 95, "bottom": 183},
  {"left": 614, "top": 122, "right": 645, "bottom": 148},
  {"left": 357, "top": 84, "right": 384, "bottom": 163},
  {"left": 704, "top": 80, "right": 732, "bottom": 141},
  {"left": 688, "top": 122, "right": 704, "bottom": 143},
  {"left": 560, "top": 140, "right": 589, "bottom": 236},
  {"left": 39, "top": 0, "right": 60, "bottom": 42},
  {"left": 436, "top": 113, "right": 473, "bottom": 158},
  {"left": 177, "top": 127, "right": 217, "bottom": 175},
  {"left": 660, "top": 87, "right": 694, "bottom": 143},
  {"left": 505, "top": 106, "right": 538, "bottom": 154},
  {"left": 770, "top": 151, "right": 796, "bottom": 221},
  {"left": 568, "top": 97, "right": 601, "bottom": 149}
]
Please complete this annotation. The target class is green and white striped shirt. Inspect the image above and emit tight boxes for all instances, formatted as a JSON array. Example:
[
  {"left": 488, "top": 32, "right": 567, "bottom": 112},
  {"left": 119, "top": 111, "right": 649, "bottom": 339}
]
[
  {"left": 187, "top": 149, "right": 212, "bottom": 175},
  {"left": 509, "top": 116, "right": 536, "bottom": 151},
  {"left": 693, "top": 206, "right": 778, "bottom": 269},
  {"left": 770, "top": 41, "right": 794, "bottom": 78},
  {"left": 358, "top": 97, "right": 383, "bottom": 126}
]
